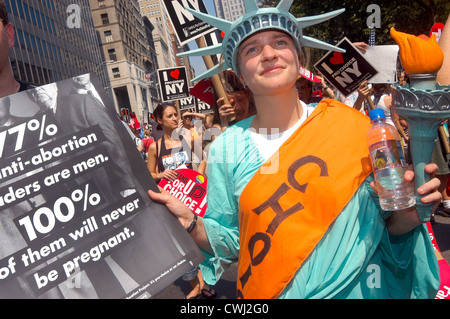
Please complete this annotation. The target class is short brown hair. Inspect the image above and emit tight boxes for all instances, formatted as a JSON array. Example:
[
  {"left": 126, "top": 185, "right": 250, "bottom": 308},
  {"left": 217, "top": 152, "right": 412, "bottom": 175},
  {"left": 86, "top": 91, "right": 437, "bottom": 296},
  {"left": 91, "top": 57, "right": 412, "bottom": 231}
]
[{"left": 0, "top": 0, "right": 8, "bottom": 25}]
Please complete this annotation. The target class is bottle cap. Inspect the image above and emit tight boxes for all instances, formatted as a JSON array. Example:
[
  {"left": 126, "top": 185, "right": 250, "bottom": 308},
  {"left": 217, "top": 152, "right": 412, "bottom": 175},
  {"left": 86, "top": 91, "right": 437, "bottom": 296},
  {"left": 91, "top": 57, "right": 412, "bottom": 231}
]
[{"left": 369, "top": 108, "right": 386, "bottom": 121}]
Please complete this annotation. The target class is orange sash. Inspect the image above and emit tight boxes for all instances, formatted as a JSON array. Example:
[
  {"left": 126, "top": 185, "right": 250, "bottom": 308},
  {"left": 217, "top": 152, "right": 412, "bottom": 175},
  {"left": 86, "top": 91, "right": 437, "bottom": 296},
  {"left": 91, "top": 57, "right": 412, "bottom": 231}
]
[{"left": 237, "top": 100, "right": 373, "bottom": 299}]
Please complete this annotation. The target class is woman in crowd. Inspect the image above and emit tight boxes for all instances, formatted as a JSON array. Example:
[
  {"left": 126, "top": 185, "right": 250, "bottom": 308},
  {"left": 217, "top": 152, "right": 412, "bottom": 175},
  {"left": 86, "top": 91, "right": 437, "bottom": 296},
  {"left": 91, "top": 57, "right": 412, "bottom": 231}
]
[
  {"left": 216, "top": 70, "right": 256, "bottom": 131},
  {"left": 146, "top": 102, "right": 214, "bottom": 299},
  {"left": 147, "top": 103, "right": 187, "bottom": 182}
]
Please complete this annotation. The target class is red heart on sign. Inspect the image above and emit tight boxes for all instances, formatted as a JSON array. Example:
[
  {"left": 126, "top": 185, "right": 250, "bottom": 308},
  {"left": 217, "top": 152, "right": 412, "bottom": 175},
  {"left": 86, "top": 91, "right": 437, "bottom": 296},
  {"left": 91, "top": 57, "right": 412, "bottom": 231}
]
[
  {"left": 170, "top": 69, "right": 180, "bottom": 79},
  {"left": 330, "top": 52, "right": 344, "bottom": 65}
]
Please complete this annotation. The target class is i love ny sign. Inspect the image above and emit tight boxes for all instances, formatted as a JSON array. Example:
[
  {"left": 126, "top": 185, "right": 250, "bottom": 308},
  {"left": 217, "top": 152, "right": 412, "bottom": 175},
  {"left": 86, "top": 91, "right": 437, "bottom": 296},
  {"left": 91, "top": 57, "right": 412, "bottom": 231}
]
[{"left": 157, "top": 67, "right": 189, "bottom": 102}]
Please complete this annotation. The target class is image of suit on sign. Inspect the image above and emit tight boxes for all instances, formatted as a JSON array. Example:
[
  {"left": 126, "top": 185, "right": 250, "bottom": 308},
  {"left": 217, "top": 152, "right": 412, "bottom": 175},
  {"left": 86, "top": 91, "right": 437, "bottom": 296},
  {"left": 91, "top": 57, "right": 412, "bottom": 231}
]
[
  {"left": 314, "top": 37, "right": 379, "bottom": 97},
  {"left": 158, "top": 67, "right": 189, "bottom": 102},
  {"left": 0, "top": 74, "right": 204, "bottom": 299}
]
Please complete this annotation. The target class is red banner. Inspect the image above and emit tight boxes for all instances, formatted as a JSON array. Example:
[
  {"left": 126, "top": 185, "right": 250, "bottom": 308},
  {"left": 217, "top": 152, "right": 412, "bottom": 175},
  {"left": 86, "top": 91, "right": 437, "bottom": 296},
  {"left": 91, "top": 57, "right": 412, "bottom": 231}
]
[
  {"left": 189, "top": 79, "right": 215, "bottom": 107},
  {"left": 427, "top": 222, "right": 450, "bottom": 299}
]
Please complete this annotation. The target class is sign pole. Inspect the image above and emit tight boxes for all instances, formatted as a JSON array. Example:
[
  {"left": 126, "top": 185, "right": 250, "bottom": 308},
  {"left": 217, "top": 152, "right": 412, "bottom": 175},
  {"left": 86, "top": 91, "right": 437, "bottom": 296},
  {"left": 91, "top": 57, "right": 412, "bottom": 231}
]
[
  {"left": 195, "top": 37, "right": 235, "bottom": 122},
  {"left": 175, "top": 100, "right": 181, "bottom": 118}
]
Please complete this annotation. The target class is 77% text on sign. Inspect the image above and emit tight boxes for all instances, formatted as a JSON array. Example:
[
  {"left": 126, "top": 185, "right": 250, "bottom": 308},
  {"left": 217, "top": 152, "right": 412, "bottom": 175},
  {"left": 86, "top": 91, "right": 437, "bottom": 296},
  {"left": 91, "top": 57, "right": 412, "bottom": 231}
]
[{"left": 0, "top": 112, "right": 59, "bottom": 158}]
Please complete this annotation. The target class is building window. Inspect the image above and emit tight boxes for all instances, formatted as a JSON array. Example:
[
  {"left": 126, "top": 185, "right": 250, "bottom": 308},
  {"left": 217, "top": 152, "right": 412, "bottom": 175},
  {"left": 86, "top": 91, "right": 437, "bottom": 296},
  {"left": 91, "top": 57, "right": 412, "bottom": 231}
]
[
  {"left": 112, "top": 67, "right": 120, "bottom": 78},
  {"left": 104, "top": 30, "right": 113, "bottom": 43},
  {"left": 101, "top": 13, "right": 109, "bottom": 25}
]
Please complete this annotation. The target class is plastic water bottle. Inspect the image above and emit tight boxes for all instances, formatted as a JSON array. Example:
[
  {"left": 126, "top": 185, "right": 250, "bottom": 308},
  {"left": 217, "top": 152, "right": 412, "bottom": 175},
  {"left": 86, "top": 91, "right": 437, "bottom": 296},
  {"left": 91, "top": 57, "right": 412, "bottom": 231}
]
[{"left": 367, "top": 109, "right": 416, "bottom": 211}]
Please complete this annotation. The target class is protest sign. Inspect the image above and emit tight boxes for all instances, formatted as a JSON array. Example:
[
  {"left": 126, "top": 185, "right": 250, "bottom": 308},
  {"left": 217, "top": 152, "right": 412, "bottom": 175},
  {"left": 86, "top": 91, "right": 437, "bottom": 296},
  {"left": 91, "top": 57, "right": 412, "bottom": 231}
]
[
  {"left": 159, "top": 169, "right": 207, "bottom": 218},
  {"left": 196, "top": 99, "right": 213, "bottom": 114},
  {"left": 362, "top": 45, "right": 399, "bottom": 84},
  {"left": 299, "top": 66, "right": 322, "bottom": 83},
  {"left": 158, "top": 67, "right": 189, "bottom": 102},
  {"left": 0, "top": 74, "right": 204, "bottom": 299},
  {"left": 179, "top": 90, "right": 197, "bottom": 111},
  {"left": 161, "top": 0, "right": 215, "bottom": 46},
  {"left": 314, "top": 37, "right": 378, "bottom": 97}
]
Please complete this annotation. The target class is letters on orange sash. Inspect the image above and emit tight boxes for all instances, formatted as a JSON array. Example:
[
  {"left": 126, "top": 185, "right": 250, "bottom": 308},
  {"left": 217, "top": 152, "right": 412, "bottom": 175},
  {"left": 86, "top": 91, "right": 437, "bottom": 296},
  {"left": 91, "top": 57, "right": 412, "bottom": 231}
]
[{"left": 237, "top": 100, "right": 373, "bottom": 299}]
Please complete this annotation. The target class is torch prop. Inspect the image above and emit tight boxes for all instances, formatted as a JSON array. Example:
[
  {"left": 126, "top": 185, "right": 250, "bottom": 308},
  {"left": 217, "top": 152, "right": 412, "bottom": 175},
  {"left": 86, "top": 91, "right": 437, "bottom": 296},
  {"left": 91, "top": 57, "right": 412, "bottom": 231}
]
[{"left": 390, "top": 28, "right": 449, "bottom": 221}]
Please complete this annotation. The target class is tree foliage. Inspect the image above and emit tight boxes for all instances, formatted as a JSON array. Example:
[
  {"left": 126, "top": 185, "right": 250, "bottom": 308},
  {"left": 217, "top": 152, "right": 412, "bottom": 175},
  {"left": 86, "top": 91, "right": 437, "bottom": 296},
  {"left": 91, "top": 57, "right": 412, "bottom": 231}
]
[{"left": 263, "top": 0, "right": 450, "bottom": 68}]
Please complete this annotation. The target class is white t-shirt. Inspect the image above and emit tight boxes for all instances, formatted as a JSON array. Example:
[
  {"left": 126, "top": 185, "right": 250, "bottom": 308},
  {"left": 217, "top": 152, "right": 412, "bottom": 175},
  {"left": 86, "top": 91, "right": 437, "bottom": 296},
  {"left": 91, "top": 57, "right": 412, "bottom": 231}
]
[{"left": 251, "top": 101, "right": 315, "bottom": 161}]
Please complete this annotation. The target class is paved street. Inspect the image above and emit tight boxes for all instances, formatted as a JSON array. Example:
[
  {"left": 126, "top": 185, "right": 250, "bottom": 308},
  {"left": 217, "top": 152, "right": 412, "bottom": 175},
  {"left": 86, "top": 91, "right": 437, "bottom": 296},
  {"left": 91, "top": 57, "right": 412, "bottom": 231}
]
[{"left": 153, "top": 210, "right": 450, "bottom": 299}]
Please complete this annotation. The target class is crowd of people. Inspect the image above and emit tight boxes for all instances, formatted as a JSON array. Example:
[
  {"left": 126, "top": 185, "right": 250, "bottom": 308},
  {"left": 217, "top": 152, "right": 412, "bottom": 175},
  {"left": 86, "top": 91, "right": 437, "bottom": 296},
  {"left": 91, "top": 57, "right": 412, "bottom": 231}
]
[
  {"left": 147, "top": 1, "right": 449, "bottom": 299},
  {"left": 135, "top": 25, "right": 450, "bottom": 298}
]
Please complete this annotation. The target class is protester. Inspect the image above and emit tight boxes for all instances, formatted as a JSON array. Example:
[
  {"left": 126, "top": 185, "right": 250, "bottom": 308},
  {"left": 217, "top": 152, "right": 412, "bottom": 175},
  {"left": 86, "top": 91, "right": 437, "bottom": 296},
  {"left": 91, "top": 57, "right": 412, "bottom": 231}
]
[
  {"left": 131, "top": 127, "right": 146, "bottom": 160},
  {"left": 0, "top": 2, "right": 56, "bottom": 298},
  {"left": 179, "top": 110, "right": 206, "bottom": 174},
  {"left": 432, "top": 124, "right": 450, "bottom": 220},
  {"left": 295, "top": 76, "right": 319, "bottom": 106},
  {"left": 147, "top": 102, "right": 214, "bottom": 298},
  {"left": 398, "top": 71, "right": 408, "bottom": 85},
  {"left": 203, "top": 113, "right": 221, "bottom": 145},
  {"left": 203, "top": 70, "right": 257, "bottom": 178},
  {"left": 0, "top": 0, "right": 28, "bottom": 96},
  {"left": 181, "top": 109, "right": 204, "bottom": 141},
  {"left": 151, "top": 1, "right": 441, "bottom": 299},
  {"left": 296, "top": 72, "right": 334, "bottom": 107},
  {"left": 336, "top": 80, "right": 370, "bottom": 114},
  {"left": 151, "top": 117, "right": 164, "bottom": 141},
  {"left": 142, "top": 128, "right": 154, "bottom": 155},
  {"left": 148, "top": 103, "right": 189, "bottom": 182},
  {"left": 371, "top": 84, "right": 395, "bottom": 125},
  {"left": 432, "top": 13, "right": 450, "bottom": 219}
]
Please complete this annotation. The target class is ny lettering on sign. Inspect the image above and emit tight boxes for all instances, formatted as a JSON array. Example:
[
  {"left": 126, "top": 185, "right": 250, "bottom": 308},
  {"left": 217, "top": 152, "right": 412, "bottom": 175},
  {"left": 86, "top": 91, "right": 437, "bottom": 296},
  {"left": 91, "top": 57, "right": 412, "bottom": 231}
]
[
  {"left": 196, "top": 99, "right": 213, "bottom": 114},
  {"left": 179, "top": 91, "right": 197, "bottom": 111}
]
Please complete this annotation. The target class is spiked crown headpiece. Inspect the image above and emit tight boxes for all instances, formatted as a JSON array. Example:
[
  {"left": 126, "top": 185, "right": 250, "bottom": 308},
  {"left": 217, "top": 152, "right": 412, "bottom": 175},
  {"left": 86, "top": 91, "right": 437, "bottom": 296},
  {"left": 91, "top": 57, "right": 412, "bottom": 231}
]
[{"left": 177, "top": 0, "right": 346, "bottom": 82}]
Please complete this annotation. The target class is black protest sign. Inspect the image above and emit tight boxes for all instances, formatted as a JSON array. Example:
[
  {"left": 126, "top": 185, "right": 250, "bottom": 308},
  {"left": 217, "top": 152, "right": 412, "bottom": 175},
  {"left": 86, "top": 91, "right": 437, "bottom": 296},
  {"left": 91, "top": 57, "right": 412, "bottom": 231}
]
[
  {"left": 162, "top": 0, "right": 215, "bottom": 46},
  {"left": 196, "top": 98, "right": 213, "bottom": 114},
  {"left": 158, "top": 67, "right": 189, "bottom": 102},
  {"left": 0, "top": 74, "right": 204, "bottom": 299},
  {"left": 314, "top": 37, "right": 378, "bottom": 97}
]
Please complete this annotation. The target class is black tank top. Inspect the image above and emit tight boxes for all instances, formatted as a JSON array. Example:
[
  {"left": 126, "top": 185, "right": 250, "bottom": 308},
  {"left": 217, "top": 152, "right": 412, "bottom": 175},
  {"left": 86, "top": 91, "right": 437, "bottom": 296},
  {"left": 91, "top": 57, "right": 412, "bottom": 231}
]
[{"left": 157, "top": 135, "right": 193, "bottom": 172}]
